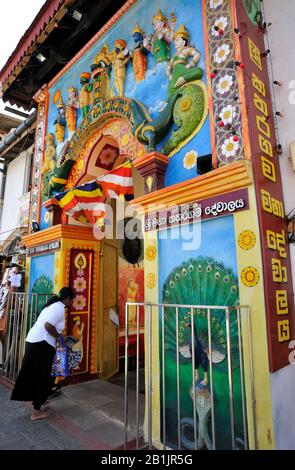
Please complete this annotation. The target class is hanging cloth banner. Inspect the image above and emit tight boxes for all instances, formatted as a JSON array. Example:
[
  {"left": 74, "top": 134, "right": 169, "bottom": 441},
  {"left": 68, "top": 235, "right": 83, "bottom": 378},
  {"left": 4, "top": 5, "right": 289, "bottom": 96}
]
[
  {"left": 97, "top": 161, "right": 134, "bottom": 200},
  {"left": 54, "top": 180, "right": 106, "bottom": 225},
  {"left": 53, "top": 161, "right": 134, "bottom": 225}
]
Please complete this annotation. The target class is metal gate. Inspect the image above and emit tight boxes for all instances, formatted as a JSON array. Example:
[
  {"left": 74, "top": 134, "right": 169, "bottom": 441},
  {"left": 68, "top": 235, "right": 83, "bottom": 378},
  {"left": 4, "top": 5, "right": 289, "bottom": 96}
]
[
  {"left": 1, "top": 293, "right": 50, "bottom": 383},
  {"left": 124, "top": 302, "right": 255, "bottom": 450}
]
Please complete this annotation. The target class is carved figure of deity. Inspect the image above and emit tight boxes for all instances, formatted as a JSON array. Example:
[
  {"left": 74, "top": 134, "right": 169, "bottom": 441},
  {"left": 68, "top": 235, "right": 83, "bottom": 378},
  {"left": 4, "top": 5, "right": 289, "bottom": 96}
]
[
  {"left": 131, "top": 23, "right": 149, "bottom": 82},
  {"left": 111, "top": 39, "right": 131, "bottom": 97},
  {"left": 66, "top": 86, "right": 79, "bottom": 135},
  {"left": 53, "top": 96, "right": 66, "bottom": 143},
  {"left": 146, "top": 9, "right": 176, "bottom": 63},
  {"left": 167, "top": 24, "right": 203, "bottom": 98},
  {"left": 42, "top": 133, "right": 56, "bottom": 200},
  {"left": 91, "top": 45, "right": 113, "bottom": 101},
  {"left": 79, "top": 72, "right": 93, "bottom": 119}
]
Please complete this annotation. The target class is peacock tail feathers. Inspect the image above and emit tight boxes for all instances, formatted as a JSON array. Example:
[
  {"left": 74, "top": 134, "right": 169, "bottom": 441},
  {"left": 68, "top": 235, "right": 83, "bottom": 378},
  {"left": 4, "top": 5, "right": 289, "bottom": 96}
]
[{"left": 162, "top": 257, "right": 240, "bottom": 372}]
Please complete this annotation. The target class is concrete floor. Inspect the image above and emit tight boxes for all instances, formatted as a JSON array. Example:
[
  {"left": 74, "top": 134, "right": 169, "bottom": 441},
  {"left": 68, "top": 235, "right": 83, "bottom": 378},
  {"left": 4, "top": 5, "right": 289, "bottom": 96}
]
[{"left": 0, "top": 375, "right": 145, "bottom": 450}]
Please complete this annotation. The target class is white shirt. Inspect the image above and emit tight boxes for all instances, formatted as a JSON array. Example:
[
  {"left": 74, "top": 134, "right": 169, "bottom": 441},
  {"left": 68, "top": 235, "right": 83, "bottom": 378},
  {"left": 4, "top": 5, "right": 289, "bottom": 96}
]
[
  {"left": 10, "top": 273, "right": 22, "bottom": 288},
  {"left": 26, "top": 301, "right": 65, "bottom": 348}
]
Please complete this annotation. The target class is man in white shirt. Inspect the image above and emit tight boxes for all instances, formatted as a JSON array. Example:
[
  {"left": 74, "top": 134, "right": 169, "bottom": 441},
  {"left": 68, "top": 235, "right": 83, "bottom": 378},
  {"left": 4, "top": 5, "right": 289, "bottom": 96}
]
[{"left": 9, "top": 267, "right": 22, "bottom": 291}]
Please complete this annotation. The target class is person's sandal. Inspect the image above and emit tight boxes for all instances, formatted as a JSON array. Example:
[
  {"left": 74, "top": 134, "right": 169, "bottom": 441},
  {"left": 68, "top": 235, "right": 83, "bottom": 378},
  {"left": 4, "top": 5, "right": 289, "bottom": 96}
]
[{"left": 31, "top": 410, "right": 49, "bottom": 421}]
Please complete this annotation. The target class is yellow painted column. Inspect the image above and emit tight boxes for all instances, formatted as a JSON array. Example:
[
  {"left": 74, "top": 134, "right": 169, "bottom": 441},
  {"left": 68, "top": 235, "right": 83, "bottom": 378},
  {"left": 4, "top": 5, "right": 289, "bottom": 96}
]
[
  {"left": 143, "top": 229, "right": 162, "bottom": 447},
  {"left": 25, "top": 257, "right": 31, "bottom": 293},
  {"left": 234, "top": 183, "right": 275, "bottom": 449}
]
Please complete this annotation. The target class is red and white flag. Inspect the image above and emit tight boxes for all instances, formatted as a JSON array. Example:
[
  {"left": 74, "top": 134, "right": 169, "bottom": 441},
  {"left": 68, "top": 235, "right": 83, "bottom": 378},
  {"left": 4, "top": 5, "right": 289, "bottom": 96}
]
[{"left": 97, "top": 161, "right": 133, "bottom": 199}]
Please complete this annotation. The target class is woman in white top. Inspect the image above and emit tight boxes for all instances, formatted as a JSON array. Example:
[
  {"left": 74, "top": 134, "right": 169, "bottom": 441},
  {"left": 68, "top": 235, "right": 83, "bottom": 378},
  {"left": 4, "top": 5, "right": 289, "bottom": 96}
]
[{"left": 11, "top": 287, "right": 75, "bottom": 421}]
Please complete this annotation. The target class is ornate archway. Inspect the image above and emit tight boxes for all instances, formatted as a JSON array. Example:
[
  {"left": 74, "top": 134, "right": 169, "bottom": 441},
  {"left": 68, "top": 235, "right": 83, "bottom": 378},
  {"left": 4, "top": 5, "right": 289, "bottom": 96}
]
[{"left": 65, "top": 117, "right": 146, "bottom": 191}]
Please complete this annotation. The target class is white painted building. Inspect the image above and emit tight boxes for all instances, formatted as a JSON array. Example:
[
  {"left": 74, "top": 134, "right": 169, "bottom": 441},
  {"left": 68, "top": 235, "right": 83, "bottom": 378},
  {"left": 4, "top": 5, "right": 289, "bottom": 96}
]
[
  {"left": 0, "top": 146, "right": 32, "bottom": 243},
  {"left": 263, "top": 0, "right": 295, "bottom": 450},
  {"left": 0, "top": 111, "right": 35, "bottom": 274}
]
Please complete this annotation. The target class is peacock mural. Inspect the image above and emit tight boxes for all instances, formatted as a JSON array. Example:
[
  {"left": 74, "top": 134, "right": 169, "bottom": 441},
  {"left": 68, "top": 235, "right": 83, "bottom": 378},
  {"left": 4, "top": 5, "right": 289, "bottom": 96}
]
[
  {"left": 28, "top": 255, "right": 55, "bottom": 328},
  {"left": 160, "top": 256, "right": 245, "bottom": 450}
]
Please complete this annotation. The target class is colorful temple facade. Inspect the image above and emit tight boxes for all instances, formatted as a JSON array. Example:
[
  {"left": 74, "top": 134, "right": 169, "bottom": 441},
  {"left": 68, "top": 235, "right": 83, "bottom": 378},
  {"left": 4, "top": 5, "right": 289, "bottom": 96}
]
[{"left": 19, "top": 0, "right": 294, "bottom": 449}]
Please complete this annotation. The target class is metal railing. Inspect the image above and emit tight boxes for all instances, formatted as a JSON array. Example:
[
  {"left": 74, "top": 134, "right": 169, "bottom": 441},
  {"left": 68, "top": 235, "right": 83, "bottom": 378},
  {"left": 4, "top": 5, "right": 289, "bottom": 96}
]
[
  {"left": 1, "top": 292, "right": 50, "bottom": 382},
  {"left": 124, "top": 302, "right": 255, "bottom": 451}
]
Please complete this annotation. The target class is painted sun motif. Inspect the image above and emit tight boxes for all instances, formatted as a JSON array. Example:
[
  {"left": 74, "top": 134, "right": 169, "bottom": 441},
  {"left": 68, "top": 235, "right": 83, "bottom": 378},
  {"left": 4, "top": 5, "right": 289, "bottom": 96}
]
[
  {"left": 211, "top": 16, "right": 228, "bottom": 36},
  {"left": 183, "top": 150, "right": 198, "bottom": 170},
  {"left": 73, "top": 295, "right": 87, "bottom": 311},
  {"left": 73, "top": 277, "right": 87, "bottom": 293},
  {"left": 145, "top": 245, "right": 157, "bottom": 261},
  {"left": 214, "top": 44, "right": 230, "bottom": 64},
  {"left": 221, "top": 136, "right": 239, "bottom": 158},
  {"left": 210, "top": 0, "right": 223, "bottom": 9},
  {"left": 241, "top": 266, "right": 260, "bottom": 287},
  {"left": 146, "top": 273, "right": 157, "bottom": 289},
  {"left": 219, "top": 105, "right": 237, "bottom": 125},
  {"left": 238, "top": 230, "right": 256, "bottom": 250}
]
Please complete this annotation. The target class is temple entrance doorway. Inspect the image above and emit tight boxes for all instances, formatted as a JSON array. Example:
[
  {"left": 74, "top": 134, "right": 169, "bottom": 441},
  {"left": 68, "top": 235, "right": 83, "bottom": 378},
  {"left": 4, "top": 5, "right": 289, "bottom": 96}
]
[{"left": 64, "top": 128, "right": 145, "bottom": 384}]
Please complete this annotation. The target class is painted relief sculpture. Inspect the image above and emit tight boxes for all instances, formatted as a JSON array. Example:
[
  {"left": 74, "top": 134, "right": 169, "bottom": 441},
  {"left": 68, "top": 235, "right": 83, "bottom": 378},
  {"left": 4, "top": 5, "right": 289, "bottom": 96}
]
[
  {"left": 79, "top": 72, "right": 93, "bottom": 119},
  {"left": 47, "top": 149, "right": 74, "bottom": 197},
  {"left": 53, "top": 91, "right": 66, "bottom": 142},
  {"left": 41, "top": 133, "right": 56, "bottom": 201},
  {"left": 162, "top": 24, "right": 206, "bottom": 155},
  {"left": 147, "top": 9, "right": 176, "bottom": 63},
  {"left": 111, "top": 39, "right": 131, "bottom": 97},
  {"left": 162, "top": 256, "right": 240, "bottom": 450},
  {"left": 45, "top": 15, "right": 208, "bottom": 198},
  {"left": 131, "top": 23, "right": 149, "bottom": 82},
  {"left": 66, "top": 87, "right": 79, "bottom": 137},
  {"left": 91, "top": 46, "right": 112, "bottom": 103},
  {"left": 167, "top": 25, "right": 203, "bottom": 96}
]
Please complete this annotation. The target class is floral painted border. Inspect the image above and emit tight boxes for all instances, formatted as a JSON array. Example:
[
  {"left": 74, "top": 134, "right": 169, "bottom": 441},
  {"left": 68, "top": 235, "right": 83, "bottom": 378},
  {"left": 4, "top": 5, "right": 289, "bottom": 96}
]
[
  {"left": 30, "top": 92, "right": 47, "bottom": 227},
  {"left": 205, "top": 0, "right": 244, "bottom": 165}
]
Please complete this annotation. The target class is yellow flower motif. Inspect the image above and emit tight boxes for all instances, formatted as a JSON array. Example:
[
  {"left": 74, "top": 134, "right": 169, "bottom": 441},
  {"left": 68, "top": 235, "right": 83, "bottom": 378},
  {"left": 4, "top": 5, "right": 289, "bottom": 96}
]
[
  {"left": 105, "top": 102, "right": 111, "bottom": 110},
  {"left": 241, "top": 266, "right": 260, "bottom": 287},
  {"left": 121, "top": 134, "right": 130, "bottom": 146},
  {"left": 183, "top": 150, "right": 198, "bottom": 169},
  {"left": 124, "top": 103, "right": 130, "bottom": 112},
  {"left": 180, "top": 97, "right": 192, "bottom": 112},
  {"left": 145, "top": 245, "right": 157, "bottom": 261},
  {"left": 238, "top": 230, "right": 256, "bottom": 250},
  {"left": 146, "top": 273, "right": 157, "bottom": 289}
]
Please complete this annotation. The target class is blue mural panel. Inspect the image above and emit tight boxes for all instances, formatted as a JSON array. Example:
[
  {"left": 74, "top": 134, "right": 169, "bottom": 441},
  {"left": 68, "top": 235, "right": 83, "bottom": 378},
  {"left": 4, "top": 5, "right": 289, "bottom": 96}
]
[
  {"left": 42, "top": 0, "right": 211, "bottom": 225},
  {"left": 29, "top": 254, "right": 55, "bottom": 295},
  {"left": 158, "top": 216, "right": 245, "bottom": 449}
]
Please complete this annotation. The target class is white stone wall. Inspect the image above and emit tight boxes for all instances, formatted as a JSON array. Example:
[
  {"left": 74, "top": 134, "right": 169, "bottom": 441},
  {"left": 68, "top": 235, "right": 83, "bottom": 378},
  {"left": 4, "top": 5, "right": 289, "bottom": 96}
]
[{"left": 263, "top": 0, "right": 295, "bottom": 450}]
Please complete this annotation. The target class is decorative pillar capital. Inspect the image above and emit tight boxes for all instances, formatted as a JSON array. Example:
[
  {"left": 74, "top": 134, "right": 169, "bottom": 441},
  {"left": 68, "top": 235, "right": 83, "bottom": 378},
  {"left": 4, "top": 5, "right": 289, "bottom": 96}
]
[
  {"left": 43, "top": 198, "right": 62, "bottom": 226},
  {"left": 133, "top": 151, "right": 168, "bottom": 194}
]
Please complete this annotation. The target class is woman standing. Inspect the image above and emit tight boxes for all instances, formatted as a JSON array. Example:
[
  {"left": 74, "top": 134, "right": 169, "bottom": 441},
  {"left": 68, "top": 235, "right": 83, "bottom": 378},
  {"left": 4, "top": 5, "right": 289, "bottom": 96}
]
[{"left": 11, "top": 287, "right": 75, "bottom": 421}]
